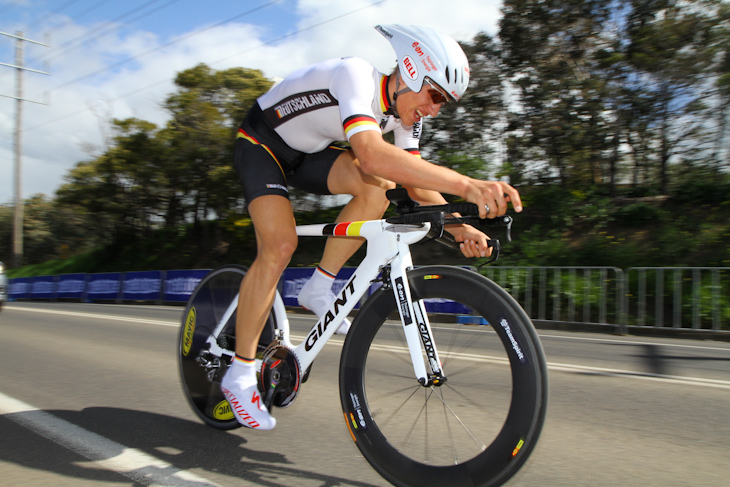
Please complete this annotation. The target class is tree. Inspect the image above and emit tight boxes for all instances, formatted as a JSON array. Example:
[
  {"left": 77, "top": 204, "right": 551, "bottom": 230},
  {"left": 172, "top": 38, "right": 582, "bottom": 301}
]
[
  {"left": 0, "top": 195, "right": 101, "bottom": 265},
  {"left": 57, "top": 64, "right": 273, "bottom": 239},
  {"left": 56, "top": 118, "right": 169, "bottom": 240},
  {"left": 498, "top": 0, "right": 726, "bottom": 194},
  {"left": 623, "top": 0, "right": 723, "bottom": 193},
  {"left": 162, "top": 64, "right": 273, "bottom": 227},
  {"left": 499, "top": 0, "right": 615, "bottom": 188},
  {"left": 708, "top": 1, "right": 730, "bottom": 167}
]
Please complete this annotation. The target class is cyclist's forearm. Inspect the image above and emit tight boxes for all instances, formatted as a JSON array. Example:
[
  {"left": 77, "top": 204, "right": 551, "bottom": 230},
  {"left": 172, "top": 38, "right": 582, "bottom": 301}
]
[
  {"left": 377, "top": 154, "right": 470, "bottom": 197},
  {"left": 402, "top": 186, "right": 448, "bottom": 206},
  {"left": 350, "top": 132, "right": 471, "bottom": 197}
]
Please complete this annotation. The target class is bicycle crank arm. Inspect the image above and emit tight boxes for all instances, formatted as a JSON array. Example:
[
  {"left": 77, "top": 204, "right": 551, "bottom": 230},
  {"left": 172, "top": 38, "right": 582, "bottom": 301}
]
[{"left": 263, "top": 369, "right": 280, "bottom": 411}]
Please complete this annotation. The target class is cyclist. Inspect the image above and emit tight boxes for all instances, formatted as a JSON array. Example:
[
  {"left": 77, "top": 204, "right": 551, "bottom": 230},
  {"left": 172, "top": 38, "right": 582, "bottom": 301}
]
[{"left": 221, "top": 24, "right": 523, "bottom": 430}]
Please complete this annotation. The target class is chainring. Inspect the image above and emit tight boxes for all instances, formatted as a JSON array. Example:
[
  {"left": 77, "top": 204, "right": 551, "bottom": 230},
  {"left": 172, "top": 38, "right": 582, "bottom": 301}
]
[{"left": 259, "top": 342, "right": 301, "bottom": 409}]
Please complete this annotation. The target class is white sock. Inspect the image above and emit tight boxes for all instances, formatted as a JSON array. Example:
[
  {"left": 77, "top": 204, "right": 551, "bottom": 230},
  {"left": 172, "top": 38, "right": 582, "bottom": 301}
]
[
  {"left": 309, "top": 266, "right": 336, "bottom": 293},
  {"left": 298, "top": 266, "right": 351, "bottom": 334},
  {"left": 227, "top": 356, "right": 257, "bottom": 387}
]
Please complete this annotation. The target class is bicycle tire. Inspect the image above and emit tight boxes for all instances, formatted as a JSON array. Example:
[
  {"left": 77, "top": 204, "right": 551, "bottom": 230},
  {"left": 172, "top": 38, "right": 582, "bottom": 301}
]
[
  {"left": 339, "top": 266, "right": 548, "bottom": 487},
  {"left": 178, "top": 264, "right": 276, "bottom": 430}
]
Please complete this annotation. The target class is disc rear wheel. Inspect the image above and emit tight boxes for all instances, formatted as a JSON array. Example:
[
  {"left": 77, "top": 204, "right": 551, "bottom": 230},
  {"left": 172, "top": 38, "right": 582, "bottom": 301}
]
[{"left": 178, "top": 265, "right": 276, "bottom": 429}]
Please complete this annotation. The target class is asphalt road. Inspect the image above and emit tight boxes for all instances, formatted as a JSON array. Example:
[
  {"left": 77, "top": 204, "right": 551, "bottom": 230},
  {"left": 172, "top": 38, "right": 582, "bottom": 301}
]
[{"left": 1, "top": 301, "right": 729, "bottom": 486}]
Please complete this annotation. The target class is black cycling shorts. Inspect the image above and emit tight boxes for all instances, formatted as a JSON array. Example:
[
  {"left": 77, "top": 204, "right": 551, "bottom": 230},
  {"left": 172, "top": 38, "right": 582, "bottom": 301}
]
[{"left": 233, "top": 103, "right": 349, "bottom": 204}]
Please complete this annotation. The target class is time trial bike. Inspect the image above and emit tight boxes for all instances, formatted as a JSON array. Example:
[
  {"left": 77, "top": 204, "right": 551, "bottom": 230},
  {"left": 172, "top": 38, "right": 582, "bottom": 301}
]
[{"left": 178, "top": 188, "right": 548, "bottom": 487}]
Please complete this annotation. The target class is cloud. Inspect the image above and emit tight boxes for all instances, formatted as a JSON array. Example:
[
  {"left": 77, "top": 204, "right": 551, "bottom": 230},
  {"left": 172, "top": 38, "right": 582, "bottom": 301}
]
[{"left": 0, "top": 0, "right": 504, "bottom": 204}]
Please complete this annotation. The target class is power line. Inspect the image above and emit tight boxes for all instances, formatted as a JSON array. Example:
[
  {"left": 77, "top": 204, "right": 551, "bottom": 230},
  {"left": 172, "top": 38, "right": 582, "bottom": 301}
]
[
  {"left": 53, "top": 0, "right": 116, "bottom": 28},
  {"left": 21, "top": 0, "right": 85, "bottom": 29},
  {"left": 210, "top": 0, "right": 389, "bottom": 68},
  {"left": 25, "top": 0, "right": 176, "bottom": 67},
  {"left": 0, "top": 0, "right": 175, "bottom": 83},
  {"left": 23, "top": 0, "right": 389, "bottom": 132},
  {"left": 39, "top": 0, "right": 282, "bottom": 95}
]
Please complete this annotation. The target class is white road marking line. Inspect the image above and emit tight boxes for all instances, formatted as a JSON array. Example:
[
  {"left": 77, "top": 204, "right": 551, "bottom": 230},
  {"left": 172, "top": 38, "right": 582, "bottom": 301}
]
[
  {"left": 10, "top": 306, "right": 730, "bottom": 390},
  {"left": 289, "top": 333, "right": 730, "bottom": 390},
  {"left": 0, "top": 392, "right": 220, "bottom": 486},
  {"left": 8, "top": 306, "right": 179, "bottom": 327}
]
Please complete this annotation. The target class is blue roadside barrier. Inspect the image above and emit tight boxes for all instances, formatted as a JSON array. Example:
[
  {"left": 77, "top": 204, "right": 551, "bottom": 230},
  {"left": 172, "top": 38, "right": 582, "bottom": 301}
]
[{"left": 7, "top": 267, "right": 478, "bottom": 319}]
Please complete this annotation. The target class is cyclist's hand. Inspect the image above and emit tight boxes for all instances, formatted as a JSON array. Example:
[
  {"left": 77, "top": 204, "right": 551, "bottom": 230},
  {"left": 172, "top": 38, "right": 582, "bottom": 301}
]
[
  {"left": 464, "top": 180, "right": 523, "bottom": 219},
  {"left": 449, "top": 225, "right": 493, "bottom": 258}
]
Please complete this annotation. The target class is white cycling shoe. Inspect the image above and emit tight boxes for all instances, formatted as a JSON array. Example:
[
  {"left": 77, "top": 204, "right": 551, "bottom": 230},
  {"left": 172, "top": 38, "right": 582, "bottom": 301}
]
[
  {"left": 221, "top": 364, "right": 276, "bottom": 430},
  {"left": 298, "top": 279, "right": 351, "bottom": 334}
]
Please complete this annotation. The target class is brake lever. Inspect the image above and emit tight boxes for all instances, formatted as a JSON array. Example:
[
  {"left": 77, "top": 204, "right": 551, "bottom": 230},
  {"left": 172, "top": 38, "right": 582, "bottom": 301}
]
[
  {"left": 477, "top": 240, "right": 501, "bottom": 267},
  {"left": 503, "top": 216, "right": 513, "bottom": 243},
  {"left": 477, "top": 215, "right": 513, "bottom": 242}
]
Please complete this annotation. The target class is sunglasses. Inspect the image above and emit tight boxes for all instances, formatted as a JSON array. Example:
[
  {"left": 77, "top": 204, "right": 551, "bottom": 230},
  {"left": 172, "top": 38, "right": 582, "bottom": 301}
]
[{"left": 425, "top": 78, "right": 452, "bottom": 106}]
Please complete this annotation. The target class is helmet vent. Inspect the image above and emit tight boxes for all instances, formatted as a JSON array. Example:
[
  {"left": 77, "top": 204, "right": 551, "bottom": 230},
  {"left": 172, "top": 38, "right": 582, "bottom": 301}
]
[{"left": 445, "top": 66, "right": 450, "bottom": 83}]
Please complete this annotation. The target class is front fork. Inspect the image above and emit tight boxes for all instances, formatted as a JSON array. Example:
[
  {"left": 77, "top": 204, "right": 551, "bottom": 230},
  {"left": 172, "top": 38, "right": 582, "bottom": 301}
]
[{"left": 389, "top": 245, "right": 446, "bottom": 387}]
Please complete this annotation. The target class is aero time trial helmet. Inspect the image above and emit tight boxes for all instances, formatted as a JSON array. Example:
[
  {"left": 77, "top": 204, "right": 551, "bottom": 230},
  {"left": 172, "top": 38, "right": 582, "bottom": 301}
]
[{"left": 375, "top": 24, "right": 470, "bottom": 102}]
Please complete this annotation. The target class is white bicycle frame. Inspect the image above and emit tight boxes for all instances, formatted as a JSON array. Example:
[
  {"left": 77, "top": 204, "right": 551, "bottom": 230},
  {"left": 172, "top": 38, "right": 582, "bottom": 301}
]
[{"left": 203, "top": 218, "right": 445, "bottom": 384}]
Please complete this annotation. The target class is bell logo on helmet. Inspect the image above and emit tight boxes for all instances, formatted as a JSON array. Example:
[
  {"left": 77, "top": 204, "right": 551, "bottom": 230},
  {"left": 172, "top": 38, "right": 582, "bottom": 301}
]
[{"left": 402, "top": 55, "right": 418, "bottom": 81}]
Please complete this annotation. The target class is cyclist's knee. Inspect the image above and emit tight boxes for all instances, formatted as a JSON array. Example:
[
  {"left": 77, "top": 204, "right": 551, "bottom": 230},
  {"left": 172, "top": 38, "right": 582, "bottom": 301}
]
[
  {"left": 358, "top": 179, "right": 394, "bottom": 211},
  {"left": 329, "top": 152, "right": 395, "bottom": 199},
  {"left": 257, "top": 234, "right": 297, "bottom": 270}
]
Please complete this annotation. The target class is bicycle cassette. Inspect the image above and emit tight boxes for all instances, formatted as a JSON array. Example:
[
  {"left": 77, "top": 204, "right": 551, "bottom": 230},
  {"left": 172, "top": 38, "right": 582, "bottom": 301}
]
[{"left": 259, "top": 342, "right": 301, "bottom": 409}]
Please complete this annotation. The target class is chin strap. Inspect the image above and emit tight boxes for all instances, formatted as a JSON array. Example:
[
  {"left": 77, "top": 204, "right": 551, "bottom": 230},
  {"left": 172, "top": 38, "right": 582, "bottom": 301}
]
[{"left": 385, "top": 69, "right": 411, "bottom": 119}]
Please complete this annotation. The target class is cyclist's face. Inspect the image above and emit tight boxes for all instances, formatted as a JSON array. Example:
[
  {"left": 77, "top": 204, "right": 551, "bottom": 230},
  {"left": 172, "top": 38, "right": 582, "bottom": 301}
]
[{"left": 396, "top": 80, "right": 448, "bottom": 126}]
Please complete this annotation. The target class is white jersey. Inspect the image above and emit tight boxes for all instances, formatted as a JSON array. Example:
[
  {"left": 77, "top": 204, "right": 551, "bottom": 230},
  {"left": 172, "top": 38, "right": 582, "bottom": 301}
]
[{"left": 257, "top": 57, "right": 421, "bottom": 157}]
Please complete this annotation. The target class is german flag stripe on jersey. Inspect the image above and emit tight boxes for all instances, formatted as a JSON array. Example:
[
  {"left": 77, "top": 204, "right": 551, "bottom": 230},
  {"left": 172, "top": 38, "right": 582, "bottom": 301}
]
[
  {"left": 379, "top": 75, "right": 389, "bottom": 113},
  {"left": 237, "top": 128, "right": 286, "bottom": 177},
  {"left": 406, "top": 148, "right": 421, "bottom": 158},
  {"left": 343, "top": 114, "right": 379, "bottom": 138}
]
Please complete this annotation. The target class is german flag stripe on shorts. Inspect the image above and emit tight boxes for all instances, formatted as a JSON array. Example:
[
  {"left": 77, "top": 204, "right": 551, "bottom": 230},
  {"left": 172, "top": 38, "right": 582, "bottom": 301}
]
[{"left": 237, "top": 128, "right": 286, "bottom": 177}]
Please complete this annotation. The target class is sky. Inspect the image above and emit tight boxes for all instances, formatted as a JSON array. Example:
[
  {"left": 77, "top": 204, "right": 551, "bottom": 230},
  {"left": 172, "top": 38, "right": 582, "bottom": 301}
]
[{"left": 0, "top": 0, "right": 505, "bottom": 205}]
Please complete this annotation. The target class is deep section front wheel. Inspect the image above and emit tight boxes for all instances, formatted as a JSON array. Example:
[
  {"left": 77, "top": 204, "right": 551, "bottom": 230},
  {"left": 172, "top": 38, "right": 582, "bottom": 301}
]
[
  {"left": 178, "top": 265, "right": 276, "bottom": 430},
  {"left": 340, "top": 266, "right": 548, "bottom": 487}
]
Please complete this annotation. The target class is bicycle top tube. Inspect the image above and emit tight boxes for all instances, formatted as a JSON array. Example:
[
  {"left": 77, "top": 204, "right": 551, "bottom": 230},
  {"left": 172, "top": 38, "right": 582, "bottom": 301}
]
[
  {"left": 295, "top": 219, "right": 431, "bottom": 240},
  {"left": 296, "top": 188, "right": 513, "bottom": 245}
]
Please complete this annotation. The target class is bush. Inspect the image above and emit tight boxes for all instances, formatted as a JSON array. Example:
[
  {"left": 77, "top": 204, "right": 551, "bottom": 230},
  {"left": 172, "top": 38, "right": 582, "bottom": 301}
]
[{"left": 612, "top": 202, "right": 666, "bottom": 226}]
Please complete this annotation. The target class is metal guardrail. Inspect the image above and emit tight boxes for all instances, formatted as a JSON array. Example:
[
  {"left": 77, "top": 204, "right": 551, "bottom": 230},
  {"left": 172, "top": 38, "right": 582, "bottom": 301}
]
[
  {"left": 482, "top": 266, "right": 625, "bottom": 330},
  {"left": 482, "top": 266, "right": 729, "bottom": 334},
  {"left": 625, "top": 267, "right": 730, "bottom": 332}
]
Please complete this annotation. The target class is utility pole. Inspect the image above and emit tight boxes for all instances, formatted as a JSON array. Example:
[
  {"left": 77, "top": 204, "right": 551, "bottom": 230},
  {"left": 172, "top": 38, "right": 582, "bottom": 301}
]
[{"left": 1, "top": 30, "right": 49, "bottom": 268}]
